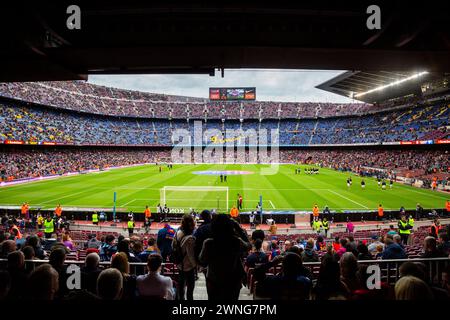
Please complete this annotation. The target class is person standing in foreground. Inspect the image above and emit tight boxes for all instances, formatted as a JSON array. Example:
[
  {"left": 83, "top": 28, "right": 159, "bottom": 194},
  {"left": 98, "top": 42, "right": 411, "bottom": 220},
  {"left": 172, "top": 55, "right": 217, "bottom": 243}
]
[
  {"left": 199, "top": 214, "right": 251, "bottom": 300},
  {"left": 173, "top": 214, "right": 197, "bottom": 300}
]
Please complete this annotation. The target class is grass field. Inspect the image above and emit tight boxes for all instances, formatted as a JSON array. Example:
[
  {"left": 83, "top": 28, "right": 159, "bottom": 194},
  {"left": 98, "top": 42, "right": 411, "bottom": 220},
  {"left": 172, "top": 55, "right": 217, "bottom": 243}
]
[{"left": 0, "top": 164, "right": 447, "bottom": 213}]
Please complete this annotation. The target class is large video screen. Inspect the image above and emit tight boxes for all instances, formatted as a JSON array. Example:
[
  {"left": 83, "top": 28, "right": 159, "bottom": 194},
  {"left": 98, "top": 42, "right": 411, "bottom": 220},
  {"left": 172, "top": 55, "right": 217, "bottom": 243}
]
[{"left": 209, "top": 87, "right": 256, "bottom": 101}]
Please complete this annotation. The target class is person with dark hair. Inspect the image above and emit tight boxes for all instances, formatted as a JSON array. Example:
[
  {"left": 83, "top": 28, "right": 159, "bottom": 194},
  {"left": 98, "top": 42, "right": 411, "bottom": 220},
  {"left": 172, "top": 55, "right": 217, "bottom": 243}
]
[
  {"left": 437, "top": 233, "right": 450, "bottom": 256},
  {"left": 25, "top": 235, "right": 46, "bottom": 260},
  {"left": 0, "top": 270, "right": 11, "bottom": 300},
  {"left": 314, "top": 254, "right": 346, "bottom": 300},
  {"left": 157, "top": 223, "right": 175, "bottom": 262},
  {"left": 356, "top": 243, "right": 373, "bottom": 260},
  {"left": 99, "top": 234, "right": 117, "bottom": 261},
  {"left": 193, "top": 210, "right": 213, "bottom": 264},
  {"left": 6, "top": 251, "right": 27, "bottom": 299},
  {"left": 0, "top": 240, "right": 16, "bottom": 259},
  {"left": 421, "top": 236, "right": 446, "bottom": 258},
  {"left": 28, "top": 264, "right": 59, "bottom": 301},
  {"left": 117, "top": 239, "right": 141, "bottom": 262},
  {"left": 173, "top": 214, "right": 197, "bottom": 300},
  {"left": 245, "top": 239, "right": 268, "bottom": 268},
  {"left": 49, "top": 247, "right": 68, "bottom": 298},
  {"left": 136, "top": 254, "right": 174, "bottom": 300},
  {"left": 199, "top": 214, "right": 251, "bottom": 300},
  {"left": 301, "top": 238, "right": 319, "bottom": 262},
  {"left": 111, "top": 252, "right": 136, "bottom": 300},
  {"left": 255, "top": 253, "right": 312, "bottom": 300},
  {"left": 97, "top": 268, "right": 123, "bottom": 300}
]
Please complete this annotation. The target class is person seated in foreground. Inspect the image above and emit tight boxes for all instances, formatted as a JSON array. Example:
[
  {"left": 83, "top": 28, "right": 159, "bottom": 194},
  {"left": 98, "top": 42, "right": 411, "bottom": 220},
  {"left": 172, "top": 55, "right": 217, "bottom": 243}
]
[
  {"left": 136, "top": 253, "right": 175, "bottom": 300},
  {"left": 254, "top": 252, "right": 312, "bottom": 300}
]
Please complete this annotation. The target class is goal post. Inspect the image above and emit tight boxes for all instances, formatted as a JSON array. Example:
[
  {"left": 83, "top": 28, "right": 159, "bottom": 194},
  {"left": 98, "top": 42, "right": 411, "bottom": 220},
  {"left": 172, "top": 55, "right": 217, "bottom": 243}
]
[{"left": 160, "top": 186, "right": 229, "bottom": 213}]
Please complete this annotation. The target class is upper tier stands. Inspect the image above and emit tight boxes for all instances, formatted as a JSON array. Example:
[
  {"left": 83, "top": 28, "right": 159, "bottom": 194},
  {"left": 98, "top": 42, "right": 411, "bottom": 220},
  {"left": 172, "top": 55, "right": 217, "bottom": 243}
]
[
  {"left": 0, "top": 81, "right": 380, "bottom": 119},
  {"left": 0, "top": 100, "right": 448, "bottom": 146}
]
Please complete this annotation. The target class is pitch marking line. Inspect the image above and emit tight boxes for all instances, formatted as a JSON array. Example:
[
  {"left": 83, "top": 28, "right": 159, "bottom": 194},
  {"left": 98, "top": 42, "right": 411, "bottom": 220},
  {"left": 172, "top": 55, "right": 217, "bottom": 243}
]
[
  {"left": 327, "top": 189, "right": 369, "bottom": 209},
  {"left": 39, "top": 189, "right": 91, "bottom": 205},
  {"left": 268, "top": 200, "right": 276, "bottom": 209}
]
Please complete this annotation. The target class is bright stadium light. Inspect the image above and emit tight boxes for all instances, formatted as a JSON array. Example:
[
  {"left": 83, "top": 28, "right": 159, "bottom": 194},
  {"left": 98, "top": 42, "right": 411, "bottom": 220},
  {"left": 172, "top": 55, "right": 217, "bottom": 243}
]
[{"left": 354, "top": 71, "right": 429, "bottom": 98}]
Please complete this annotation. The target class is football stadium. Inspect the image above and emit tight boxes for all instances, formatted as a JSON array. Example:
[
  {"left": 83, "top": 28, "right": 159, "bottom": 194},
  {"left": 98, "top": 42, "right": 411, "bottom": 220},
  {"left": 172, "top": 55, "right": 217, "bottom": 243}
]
[{"left": 0, "top": 1, "right": 449, "bottom": 310}]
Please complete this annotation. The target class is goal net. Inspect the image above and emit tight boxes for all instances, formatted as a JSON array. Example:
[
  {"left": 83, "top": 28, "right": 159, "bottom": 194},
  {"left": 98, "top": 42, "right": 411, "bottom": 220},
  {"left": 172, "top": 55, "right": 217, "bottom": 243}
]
[{"left": 160, "top": 186, "right": 229, "bottom": 213}]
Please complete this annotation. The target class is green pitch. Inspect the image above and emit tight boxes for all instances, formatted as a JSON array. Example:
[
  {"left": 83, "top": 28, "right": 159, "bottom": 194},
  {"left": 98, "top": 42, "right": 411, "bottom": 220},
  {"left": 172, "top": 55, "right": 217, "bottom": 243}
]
[{"left": 0, "top": 164, "right": 447, "bottom": 213}]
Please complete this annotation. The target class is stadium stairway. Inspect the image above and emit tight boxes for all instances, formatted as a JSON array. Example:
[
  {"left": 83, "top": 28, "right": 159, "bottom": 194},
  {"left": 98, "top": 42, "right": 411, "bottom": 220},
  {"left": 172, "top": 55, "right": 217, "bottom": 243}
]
[{"left": 193, "top": 272, "right": 252, "bottom": 300}]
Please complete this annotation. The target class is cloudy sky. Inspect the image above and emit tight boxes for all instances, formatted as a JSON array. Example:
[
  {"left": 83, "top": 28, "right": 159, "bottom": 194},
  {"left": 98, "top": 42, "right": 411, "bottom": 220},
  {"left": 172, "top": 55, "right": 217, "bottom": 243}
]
[{"left": 88, "top": 69, "right": 357, "bottom": 103}]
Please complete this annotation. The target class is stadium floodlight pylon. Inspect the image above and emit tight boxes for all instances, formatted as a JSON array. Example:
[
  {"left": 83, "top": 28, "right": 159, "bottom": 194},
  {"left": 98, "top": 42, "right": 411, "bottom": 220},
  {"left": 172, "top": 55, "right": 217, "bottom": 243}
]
[{"left": 160, "top": 186, "right": 229, "bottom": 213}]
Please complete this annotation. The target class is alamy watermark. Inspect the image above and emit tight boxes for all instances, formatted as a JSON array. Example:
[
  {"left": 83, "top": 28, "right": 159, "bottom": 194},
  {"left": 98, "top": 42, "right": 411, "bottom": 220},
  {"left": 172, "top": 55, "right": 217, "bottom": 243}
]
[{"left": 170, "top": 121, "right": 280, "bottom": 175}]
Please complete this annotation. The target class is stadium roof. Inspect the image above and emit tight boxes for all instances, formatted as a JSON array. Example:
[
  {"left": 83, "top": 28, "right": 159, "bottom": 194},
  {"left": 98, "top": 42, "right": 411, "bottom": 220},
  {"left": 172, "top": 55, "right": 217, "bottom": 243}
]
[
  {"left": 316, "top": 71, "right": 439, "bottom": 103},
  {"left": 1, "top": 1, "right": 450, "bottom": 82}
]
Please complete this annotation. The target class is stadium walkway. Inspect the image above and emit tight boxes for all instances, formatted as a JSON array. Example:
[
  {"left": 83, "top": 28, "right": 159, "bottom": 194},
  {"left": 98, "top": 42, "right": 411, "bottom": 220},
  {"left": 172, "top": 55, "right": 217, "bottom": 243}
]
[{"left": 193, "top": 272, "right": 252, "bottom": 300}]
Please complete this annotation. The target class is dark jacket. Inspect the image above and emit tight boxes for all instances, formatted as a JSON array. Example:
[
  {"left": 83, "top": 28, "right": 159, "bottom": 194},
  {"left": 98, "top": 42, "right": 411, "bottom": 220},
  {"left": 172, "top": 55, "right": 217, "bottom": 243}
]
[{"left": 381, "top": 243, "right": 407, "bottom": 260}]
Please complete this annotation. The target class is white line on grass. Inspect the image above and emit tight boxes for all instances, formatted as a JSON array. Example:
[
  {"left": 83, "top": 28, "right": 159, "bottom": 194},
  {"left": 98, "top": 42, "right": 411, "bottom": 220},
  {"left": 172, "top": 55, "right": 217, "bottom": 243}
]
[
  {"left": 39, "top": 189, "right": 91, "bottom": 205},
  {"left": 122, "top": 199, "right": 137, "bottom": 207},
  {"left": 268, "top": 200, "right": 276, "bottom": 209},
  {"left": 327, "top": 189, "right": 369, "bottom": 209}
]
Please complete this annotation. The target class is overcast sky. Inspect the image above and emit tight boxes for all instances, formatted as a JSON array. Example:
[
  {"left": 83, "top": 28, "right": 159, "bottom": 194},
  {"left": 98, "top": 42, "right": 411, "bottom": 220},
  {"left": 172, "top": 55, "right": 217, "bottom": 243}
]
[{"left": 88, "top": 69, "right": 358, "bottom": 103}]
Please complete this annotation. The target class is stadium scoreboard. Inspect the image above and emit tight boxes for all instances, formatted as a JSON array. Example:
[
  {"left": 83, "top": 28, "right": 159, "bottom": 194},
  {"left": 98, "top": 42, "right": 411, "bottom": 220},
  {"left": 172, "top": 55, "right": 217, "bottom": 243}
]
[{"left": 209, "top": 87, "right": 256, "bottom": 101}]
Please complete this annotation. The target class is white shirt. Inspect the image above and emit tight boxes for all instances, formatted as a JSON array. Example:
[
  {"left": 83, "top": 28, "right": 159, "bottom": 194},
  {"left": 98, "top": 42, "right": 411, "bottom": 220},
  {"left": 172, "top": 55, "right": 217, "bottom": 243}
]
[{"left": 136, "top": 272, "right": 175, "bottom": 300}]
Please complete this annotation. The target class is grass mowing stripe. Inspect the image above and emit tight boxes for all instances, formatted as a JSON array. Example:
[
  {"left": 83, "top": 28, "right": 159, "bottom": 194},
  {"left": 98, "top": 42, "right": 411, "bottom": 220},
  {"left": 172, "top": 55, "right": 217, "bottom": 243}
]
[{"left": 327, "top": 189, "right": 369, "bottom": 209}]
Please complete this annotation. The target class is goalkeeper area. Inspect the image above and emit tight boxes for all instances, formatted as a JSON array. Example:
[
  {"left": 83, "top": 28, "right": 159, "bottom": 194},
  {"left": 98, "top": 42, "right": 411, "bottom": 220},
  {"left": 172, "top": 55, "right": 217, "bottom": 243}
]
[{"left": 0, "top": 164, "right": 447, "bottom": 214}]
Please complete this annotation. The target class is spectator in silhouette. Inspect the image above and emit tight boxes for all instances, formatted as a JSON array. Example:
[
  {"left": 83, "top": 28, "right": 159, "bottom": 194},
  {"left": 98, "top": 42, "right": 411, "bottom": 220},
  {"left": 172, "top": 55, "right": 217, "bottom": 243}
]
[
  {"left": 25, "top": 235, "right": 45, "bottom": 259},
  {"left": 0, "top": 271, "right": 11, "bottom": 300},
  {"left": 437, "top": 233, "right": 450, "bottom": 256},
  {"left": 340, "top": 252, "right": 361, "bottom": 294},
  {"left": 174, "top": 214, "right": 197, "bottom": 300},
  {"left": 356, "top": 243, "right": 373, "bottom": 260},
  {"left": 193, "top": 210, "right": 212, "bottom": 264},
  {"left": 136, "top": 254, "right": 175, "bottom": 300},
  {"left": 399, "top": 262, "right": 449, "bottom": 300},
  {"left": 245, "top": 239, "right": 268, "bottom": 268},
  {"left": 314, "top": 254, "right": 346, "bottom": 300},
  {"left": 97, "top": 268, "right": 123, "bottom": 300},
  {"left": 254, "top": 252, "right": 312, "bottom": 300},
  {"left": 111, "top": 252, "right": 136, "bottom": 300},
  {"left": 28, "top": 264, "right": 59, "bottom": 301},
  {"left": 6, "top": 251, "right": 27, "bottom": 299},
  {"left": 395, "top": 276, "right": 433, "bottom": 300},
  {"left": 421, "top": 236, "right": 446, "bottom": 258},
  {"left": 199, "top": 214, "right": 251, "bottom": 300},
  {"left": 49, "top": 247, "right": 68, "bottom": 298},
  {"left": 81, "top": 253, "right": 102, "bottom": 294}
]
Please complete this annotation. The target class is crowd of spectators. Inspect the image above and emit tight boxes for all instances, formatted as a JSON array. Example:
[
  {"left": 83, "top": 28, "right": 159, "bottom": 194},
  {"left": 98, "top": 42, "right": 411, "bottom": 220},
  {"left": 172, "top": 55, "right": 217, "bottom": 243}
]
[
  {"left": 0, "top": 147, "right": 448, "bottom": 182},
  {"left": 0, "top": 149, "right": 168, "bottom": 181},
  {"left": 0, "top": 81, "right": 398, "bottom": 120},
  {"left": 1, "top": 100, "right": 448, "bottom": 147},
  {"left": 0, "top": 212, "right": 449, "bottom": 301}
]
